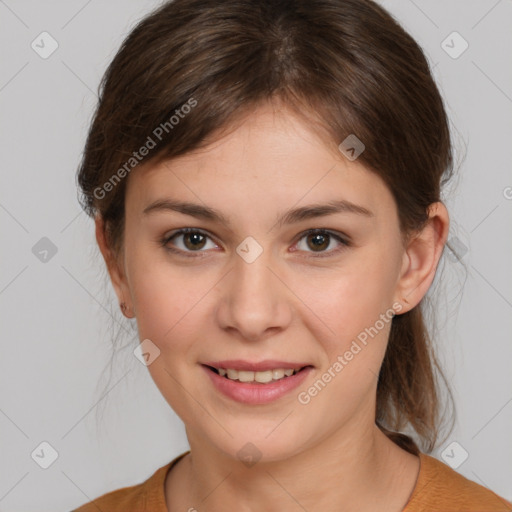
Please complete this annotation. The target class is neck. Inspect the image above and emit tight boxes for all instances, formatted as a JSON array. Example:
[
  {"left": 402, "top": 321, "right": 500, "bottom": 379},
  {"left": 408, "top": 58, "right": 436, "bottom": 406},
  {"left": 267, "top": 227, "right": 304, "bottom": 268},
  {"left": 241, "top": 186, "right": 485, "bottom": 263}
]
[{"left": 166, "top": 418, "right": 420, "bottom": 512}]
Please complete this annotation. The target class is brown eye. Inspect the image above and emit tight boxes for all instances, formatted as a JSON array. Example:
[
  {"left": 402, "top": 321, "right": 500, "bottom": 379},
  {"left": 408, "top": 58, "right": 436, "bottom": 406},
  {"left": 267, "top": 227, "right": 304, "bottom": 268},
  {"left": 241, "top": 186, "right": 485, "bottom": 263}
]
[
  {"left": 306, "top": 232, "right": 330, "bottom": 251},
  {"left": 160, "top": 227, "right": 349, "bottom": 258},
  {"left": 295, "top": 229, "right": 349, "bottom": 256},
  {"left": 183, "top": 231, "right": 207, "bottom": 250},
  {"left": 161, "top": 228, "right": 217, "bottom": 254}
]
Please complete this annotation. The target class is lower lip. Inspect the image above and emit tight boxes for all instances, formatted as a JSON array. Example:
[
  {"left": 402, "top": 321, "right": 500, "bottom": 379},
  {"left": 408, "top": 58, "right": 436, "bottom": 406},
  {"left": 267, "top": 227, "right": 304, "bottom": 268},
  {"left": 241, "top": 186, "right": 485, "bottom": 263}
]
[{"left": 201, "top": 364, "right": 313, "bottom": 404}]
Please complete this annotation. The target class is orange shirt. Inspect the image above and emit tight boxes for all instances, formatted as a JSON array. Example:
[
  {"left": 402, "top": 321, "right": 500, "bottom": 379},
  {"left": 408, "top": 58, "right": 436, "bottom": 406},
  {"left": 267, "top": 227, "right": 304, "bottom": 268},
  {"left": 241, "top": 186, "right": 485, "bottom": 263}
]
[{"left": 72, "top": 450, "right": 512, "bottom": 511}]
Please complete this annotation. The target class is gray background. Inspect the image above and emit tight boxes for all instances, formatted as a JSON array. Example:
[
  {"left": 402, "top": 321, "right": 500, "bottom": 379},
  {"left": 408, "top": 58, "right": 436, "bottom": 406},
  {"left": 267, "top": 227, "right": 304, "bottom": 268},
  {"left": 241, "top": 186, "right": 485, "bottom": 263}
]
[{"left": 0, "top": 0, "right": 511, "bottom": 510}]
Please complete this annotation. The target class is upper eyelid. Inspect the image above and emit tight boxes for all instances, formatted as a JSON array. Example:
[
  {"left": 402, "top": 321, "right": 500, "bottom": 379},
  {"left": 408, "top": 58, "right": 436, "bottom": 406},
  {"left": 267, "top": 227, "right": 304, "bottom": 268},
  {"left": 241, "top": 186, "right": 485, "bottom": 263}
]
[{"left": 165, "top": 227, "right": 219, "bottom": 244}]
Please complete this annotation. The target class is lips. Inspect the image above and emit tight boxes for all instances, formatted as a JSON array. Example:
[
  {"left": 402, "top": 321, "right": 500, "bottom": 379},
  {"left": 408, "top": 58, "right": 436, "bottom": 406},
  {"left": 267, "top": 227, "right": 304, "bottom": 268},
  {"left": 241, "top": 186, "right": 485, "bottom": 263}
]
[{"left": 201, "top": 360, "right": 313, "bottom": 405}]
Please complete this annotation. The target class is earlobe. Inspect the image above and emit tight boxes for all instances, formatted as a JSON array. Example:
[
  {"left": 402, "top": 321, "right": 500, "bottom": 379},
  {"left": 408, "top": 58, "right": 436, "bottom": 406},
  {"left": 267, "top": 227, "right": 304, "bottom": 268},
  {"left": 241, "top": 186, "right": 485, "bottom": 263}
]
[
  {"left": 393, "top": 202, "right": 450, "bottom": 314},
  {"left": 94, "top": 215, "right": 134, "bottom": 318}
]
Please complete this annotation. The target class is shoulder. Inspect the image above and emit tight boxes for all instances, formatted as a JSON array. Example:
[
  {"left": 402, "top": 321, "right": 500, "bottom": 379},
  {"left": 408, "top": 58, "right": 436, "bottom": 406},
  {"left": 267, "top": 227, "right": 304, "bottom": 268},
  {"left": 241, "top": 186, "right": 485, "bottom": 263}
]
[
  {"left": 71, "top": 451, "right": 190, "bottom": 512},
  {"left": 404, "top": 452, "right": 512, "bottom": 511}
]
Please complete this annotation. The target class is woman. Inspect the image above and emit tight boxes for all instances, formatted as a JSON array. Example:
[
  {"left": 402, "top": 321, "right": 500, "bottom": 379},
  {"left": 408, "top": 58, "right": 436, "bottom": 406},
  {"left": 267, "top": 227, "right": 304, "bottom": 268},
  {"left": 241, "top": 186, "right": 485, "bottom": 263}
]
[{"left": 73, "top": 0, "right": 512, "bottom": 510}]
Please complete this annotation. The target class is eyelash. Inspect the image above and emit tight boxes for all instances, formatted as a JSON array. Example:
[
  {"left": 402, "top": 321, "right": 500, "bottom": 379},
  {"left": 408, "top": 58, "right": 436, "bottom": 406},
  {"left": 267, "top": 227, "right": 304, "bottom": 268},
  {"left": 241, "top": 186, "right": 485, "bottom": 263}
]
[{"left": 159, "top": 227, "right": 351, "bottom": 258}]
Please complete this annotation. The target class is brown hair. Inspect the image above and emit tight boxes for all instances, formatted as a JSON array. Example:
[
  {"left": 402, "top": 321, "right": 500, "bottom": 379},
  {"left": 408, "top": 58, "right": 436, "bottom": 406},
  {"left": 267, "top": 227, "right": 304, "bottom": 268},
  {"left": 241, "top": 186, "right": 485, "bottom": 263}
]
[{"left": 77, "top": 0, "right": 457, "bottom": 454}]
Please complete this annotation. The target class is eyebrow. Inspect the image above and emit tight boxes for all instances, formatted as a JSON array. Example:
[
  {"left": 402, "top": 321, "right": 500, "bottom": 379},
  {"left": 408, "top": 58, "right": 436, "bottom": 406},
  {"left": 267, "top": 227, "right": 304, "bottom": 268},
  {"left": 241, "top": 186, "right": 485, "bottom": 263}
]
[{"left": 142, "top": 197, "right": 374, "bottom": 228}]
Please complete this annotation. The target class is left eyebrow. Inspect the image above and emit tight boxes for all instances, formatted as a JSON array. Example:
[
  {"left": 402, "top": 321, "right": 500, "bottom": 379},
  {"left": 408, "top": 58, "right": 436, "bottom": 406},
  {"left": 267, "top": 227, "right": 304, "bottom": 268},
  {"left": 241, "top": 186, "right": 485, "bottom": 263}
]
[
  {"left": 142, "top": 198, "right": 374, "bottom": 228},
  {"left": 274, "top": 199, "right": 374, "bottom": 229}
]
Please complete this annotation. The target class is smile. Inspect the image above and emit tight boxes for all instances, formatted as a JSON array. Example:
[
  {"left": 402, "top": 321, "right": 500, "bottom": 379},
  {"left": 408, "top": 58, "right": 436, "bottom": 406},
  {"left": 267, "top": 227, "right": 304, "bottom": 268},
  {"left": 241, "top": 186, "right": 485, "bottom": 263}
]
[
  {"left": 201, "top": 364, "right": 314, "bottom": 404},
  {"left": 208, "top": 366, "right": 305, "bottom": 383}
]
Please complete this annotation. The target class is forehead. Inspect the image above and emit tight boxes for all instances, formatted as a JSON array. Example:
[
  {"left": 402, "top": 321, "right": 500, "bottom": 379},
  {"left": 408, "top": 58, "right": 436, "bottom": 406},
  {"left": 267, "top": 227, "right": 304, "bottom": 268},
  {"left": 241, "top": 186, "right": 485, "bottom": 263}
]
[{"left": 126, "top": 104, "right": 396, "bottom": 220}]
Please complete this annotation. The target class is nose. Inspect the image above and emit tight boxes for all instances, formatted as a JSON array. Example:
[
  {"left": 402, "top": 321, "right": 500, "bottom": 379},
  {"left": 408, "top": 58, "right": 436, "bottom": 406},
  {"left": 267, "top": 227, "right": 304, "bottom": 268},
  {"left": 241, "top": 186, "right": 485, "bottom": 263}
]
[{"left": 216, "top": 246, "right": 293, "bottom": 342}]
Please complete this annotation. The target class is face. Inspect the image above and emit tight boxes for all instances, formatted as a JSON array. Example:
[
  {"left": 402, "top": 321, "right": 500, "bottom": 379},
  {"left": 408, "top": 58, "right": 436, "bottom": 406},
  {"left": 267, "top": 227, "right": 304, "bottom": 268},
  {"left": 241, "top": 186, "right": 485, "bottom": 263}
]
[{"left": 104, "top": 102, "right": 418, "bottom": 462}]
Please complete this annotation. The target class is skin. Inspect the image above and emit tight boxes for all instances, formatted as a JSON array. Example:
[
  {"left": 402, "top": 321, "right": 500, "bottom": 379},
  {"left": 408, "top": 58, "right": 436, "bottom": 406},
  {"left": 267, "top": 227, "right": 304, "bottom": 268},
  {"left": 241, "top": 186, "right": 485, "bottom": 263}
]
[{"left": 96, "top": 100, "right": 450, "bottom": 512}]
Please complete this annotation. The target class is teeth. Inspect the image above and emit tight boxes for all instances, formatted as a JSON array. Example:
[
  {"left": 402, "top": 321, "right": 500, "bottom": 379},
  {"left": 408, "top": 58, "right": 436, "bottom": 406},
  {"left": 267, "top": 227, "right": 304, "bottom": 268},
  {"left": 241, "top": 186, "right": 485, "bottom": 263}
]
[
  {"left": 271, "top": 369, "right": 284, "bottom": 380},
  {"left": 254, "top": 370, "right": 273, "bottom": 383},
  {"left": 239, "top": 370, "right": 256, "bottom": 383},
  {"left": 226, "top": 368, "right": 238, "bottom": 380},
  {"left": 215, "top": 367, "right": 302, "bottom": 383}
]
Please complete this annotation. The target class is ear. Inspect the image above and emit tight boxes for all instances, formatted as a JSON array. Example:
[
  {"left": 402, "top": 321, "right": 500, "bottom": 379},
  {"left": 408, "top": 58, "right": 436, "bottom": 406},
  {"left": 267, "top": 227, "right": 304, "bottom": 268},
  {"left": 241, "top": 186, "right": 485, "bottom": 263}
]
[
  {"left": 95, "top": 215, "right": 134, "bottom": 318},
  {"left": 393, "top": 202, "right": 450, "bottom": 314}
]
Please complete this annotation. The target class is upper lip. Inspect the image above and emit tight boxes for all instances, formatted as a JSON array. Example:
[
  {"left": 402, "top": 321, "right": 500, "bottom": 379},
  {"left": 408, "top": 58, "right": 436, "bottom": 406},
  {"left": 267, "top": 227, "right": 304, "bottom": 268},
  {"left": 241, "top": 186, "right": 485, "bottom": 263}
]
[{"left": 202, "top": 360, "right": 312, "bottom": 371}]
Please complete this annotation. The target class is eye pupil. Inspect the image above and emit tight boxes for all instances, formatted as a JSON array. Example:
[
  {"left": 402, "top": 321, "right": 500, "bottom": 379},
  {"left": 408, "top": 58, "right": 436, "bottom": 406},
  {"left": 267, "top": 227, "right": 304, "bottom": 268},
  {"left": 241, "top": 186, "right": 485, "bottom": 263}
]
[
  {"left": 308, "top": 233, "right": 329, "bottom": 251},
  {"left": 184, "top": 232, "right": 206, "bottom": 250}
]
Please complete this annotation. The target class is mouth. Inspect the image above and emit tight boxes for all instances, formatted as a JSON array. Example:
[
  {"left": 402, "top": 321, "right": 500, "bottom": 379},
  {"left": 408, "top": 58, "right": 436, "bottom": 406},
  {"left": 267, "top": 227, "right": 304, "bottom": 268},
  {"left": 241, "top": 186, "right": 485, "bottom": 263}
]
[
  {"left": 201, "top": 362, "right": 314, "bottom": 404},
  {"left": 202, "top": 364, "right": 313, "bottom": 384}
]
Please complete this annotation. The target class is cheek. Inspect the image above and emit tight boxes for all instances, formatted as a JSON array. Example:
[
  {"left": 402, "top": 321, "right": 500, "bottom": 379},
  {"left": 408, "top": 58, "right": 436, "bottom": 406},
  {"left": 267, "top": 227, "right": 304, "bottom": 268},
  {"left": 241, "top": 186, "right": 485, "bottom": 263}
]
[
  {"left": 130, "top": 262, "right": 204, "bottom": 346},
  {"left": 127, "top": 253, "right": 212, "bottom": 423},
  {"left": 308, "top": 284, "right": 391, "bottom": 380},
  {"left": 299, "top": 249, "right": 396, "bottom": 338},
  {"left": 125, "top": 234, "right": 195, "bottom": 331},
  {"left": 294, "top": 272, "right": 395, "bottom": 421},
  {"left": 293, "top": 248, "right": 399, "bottom": 404}
]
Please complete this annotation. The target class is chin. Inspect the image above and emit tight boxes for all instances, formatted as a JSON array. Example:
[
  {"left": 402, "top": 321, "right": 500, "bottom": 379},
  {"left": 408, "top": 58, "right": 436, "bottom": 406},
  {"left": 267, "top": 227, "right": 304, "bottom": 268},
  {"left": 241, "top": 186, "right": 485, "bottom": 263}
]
[{"left": 208, "top": 428, "right": 307, "bottom": 465}]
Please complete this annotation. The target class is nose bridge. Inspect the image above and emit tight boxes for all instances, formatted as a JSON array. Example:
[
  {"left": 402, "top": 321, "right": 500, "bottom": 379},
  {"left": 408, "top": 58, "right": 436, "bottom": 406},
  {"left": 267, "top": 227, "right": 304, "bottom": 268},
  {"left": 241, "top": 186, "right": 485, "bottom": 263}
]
[
  {"left": 233, "top": 236, "right": 277, "bottom": 308},
  {"left": 217, "top": 236, "right": 291, "bottom": 339}
]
